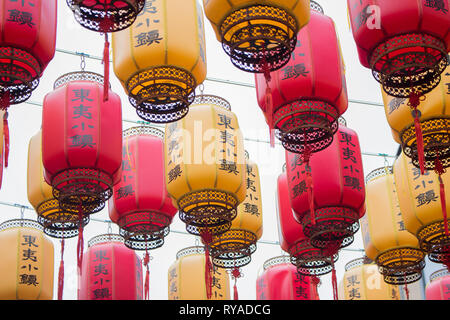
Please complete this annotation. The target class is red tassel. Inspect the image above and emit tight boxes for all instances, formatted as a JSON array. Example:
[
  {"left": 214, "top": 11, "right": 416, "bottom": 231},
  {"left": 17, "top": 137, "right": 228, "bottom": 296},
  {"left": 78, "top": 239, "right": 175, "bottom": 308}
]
[
  {"left": 331, "top": 260, "right": 338, "bottom": 301},
  {"left": 404, "top": 275, "right": 410, "bottom": 300},
  {"left": 303, "top": 147, "right": 315, "bottom": 225},
  {"left": 144, "top": 250, "right": 150, "bottom": 300},
  {"left": 103, "top": 33, "right": 110, "bottom": 102},
  {"left": 57, "top": 238, "right": 65, "bottom": 300},
  {"left": 3, "top": 111, "right": 9, "bottom": 168},
  {"left": 232, "top": 268, "right": 241, "bottom": 300},
  {"left": 438, "top": 175, "right": 448, "bottom": 238},
  {"left": 265, "top": 87, "right": 274, "bottom": 148},
  {"left": 77, "top": 207, "right": 84, "bottom": 274},
  {"left": 0, "top": 90, "right": 10, "bottom": 111},
  {"left": 201, "top": 230, "right": 213, "bottom": 300},
  {"left": 408, "top": 91, "right": 425, "bottom": 174}
]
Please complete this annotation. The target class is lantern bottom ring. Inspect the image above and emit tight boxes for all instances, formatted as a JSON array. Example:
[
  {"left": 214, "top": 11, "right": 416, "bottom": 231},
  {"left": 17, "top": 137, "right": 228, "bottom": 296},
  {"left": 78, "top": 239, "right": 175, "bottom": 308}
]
[
  {"left": 375, "top": 247, "right": 426, "bottom": 285},
  {"left": 178, "top": 189, "right": 238, "bottom": 236},
  {"left": 288, "top": 240, "right": 338, "bottom": 276},
  {"left": 51, "top": 167, "right": 113, "bottom": 213},
  {"left": 121, "top": 226, "right": 169, "bottom": 251},
  {"left": 418, "top": 220, "right": 450, "bottom": 264},
  {"left": 209, "top": 229, "right": 257, "bottom": 269},
  {"left": 219, "top": 4, "right": 297, "bottom": 74},
  {"left": 299, "top": 207, "right": 360, "bottom": 249},
  {"left": 401, "top": 117, "right": 450, "bottom": 171},
  {"left": 127, "top": 66, "right": 196, "bottom": 124},
  {"left": 37, "top": 199, "right": 90, "bottom": 239},
  {"left": 67, "top": 0, "right": 146, "bottom": 33},
  {"left": 274, "top": 100, "right": 340, "bottom": 154},
  {"left": 369, "top": 32, "right": 448, "bottom": 98}
]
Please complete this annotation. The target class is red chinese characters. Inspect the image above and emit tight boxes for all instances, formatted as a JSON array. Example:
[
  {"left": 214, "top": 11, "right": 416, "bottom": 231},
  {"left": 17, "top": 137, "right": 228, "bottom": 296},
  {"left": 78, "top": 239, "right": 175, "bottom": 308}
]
[
  {"left": 108, "top": 126, "right": 177, "bottom": 251},
  {"left": 255, "top": 6, "right": 347, "bottom": 153},
  {"left": 285, "top": 122, "right": 365, "bottom": 250},
  {"left": 79, "top": 234, "right": 143, "bottom": 300},
  {"left": 256, "top": 256, "right": 320, "bottom": 300}
]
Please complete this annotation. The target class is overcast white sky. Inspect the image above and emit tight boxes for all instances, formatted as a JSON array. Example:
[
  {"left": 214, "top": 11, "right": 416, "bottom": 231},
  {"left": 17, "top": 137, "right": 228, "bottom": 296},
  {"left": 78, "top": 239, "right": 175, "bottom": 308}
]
[{"left": 0, "top": 0, "right": 443, "bottom": 300}]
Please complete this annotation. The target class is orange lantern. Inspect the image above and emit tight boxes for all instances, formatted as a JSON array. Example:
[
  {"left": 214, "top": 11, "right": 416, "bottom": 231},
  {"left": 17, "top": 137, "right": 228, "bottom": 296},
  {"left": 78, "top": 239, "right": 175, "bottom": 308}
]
[{"left": 0, "top": 219, "right": 54, "bottom": 300}]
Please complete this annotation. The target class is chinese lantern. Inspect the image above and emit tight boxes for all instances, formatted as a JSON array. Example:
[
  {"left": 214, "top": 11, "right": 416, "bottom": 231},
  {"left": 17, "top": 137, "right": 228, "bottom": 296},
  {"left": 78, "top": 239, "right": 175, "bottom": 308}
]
[
  {"left": 112, "top": 0, "right": 207, "bottom": 123},
  {"left": 285, "top": 121, "right": 365, "bottom": 251},
  {"left": 255, "top": 3, "right": 347, "bottom": 150},
  {"left": 203, "top": 0, "right": 310, "bottom": 76},
  {"left": 42, "top": 71, "right": 122, "bottom": 271},
  {"left": 277, "top": 170, "right": 337, "bottom": 295},
  {"left": 363, "top": 166, "right": 425, "bottom": 286},
  {"left": 66, "top": 0, "right": 145, "bottom": 101},
  {"left": 168, "top": 246, "right": 230, "bottom": 300},
  {"left": 338, "top": 257, "right": 401, "bottom": 300},
  {"left": 0, "top": 110, "right": 5, "bottom": 189},
  {"left": 209, "top": 151, "right": 263, "bottom": 300},
  {"left": 348, "top": 0, "right": 450, "bottom": 173},
  {"left": 426, "top": 268, "right": 450, "bottom": 300},
  {"left": 256, "top": 255, "right": 320, "bottom": 300},
  {"left": 0, "top": 219, "right": 54, "bottom": 300},
  {"left": 79, "top": 233, "right": 143, "bottom": 300},
  {"left": 394, "top": 151, "right": 450, "bottom": 269}
]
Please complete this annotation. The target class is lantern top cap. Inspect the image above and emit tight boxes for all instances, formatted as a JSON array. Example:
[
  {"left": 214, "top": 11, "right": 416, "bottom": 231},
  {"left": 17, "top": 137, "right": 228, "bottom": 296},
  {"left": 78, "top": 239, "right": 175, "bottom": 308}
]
[
  {"left": 263, "top": 255, "right": 292, "bottom": 270},
  {"left": 88, "top": 233, "right": 125, "bottom": 247},
  {"left": 430, "top": 268, "right": 450, "bottom": 282},
  {"left": 0, "top": 219, "right": 43, "bottom": 232},
  {"left": 344, "top": 256, "right": 373, "bottom": 271},
  {"left": 338, "top": 117, "right": 347, "bottom": 127},
  {"left": 176, "top": 246, "right": 205, "bottom": 259},
  {"left": 123, "top": 126, "right": 164, "bottom": 139},
  {"left": 53, "top": 71, "right": 111, "bottom": 90},
  {"left": 192, "top": 94, "right": 231, "bottom": 111},
  {"left": 310, "top": 1, "right": 324, "bottom": 14},
  {"left": 365, "top": 166, "right": 394, "bottom": 184}
]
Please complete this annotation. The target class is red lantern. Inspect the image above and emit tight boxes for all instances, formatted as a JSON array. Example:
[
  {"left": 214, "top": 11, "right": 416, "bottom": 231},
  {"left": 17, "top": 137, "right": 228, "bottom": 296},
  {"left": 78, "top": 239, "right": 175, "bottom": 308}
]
[
  {"left": 42, "top": 71, "right": 122, "bottom": 270},
  {"left": 0, "top": 0, "right": 57, "bottom": 178},
  {"left": 79, "top": 233, "right": 143, "bottom": 300},
  {"left": 256, "top": 255, "right": 320, "bottom": 300},
  {"left": 348, "top": 0, "right": 450, "bottom": 173},
  {"left": 285, "top": 121, "right": 365, "bottom": 251},
  {"left": 426, "top": 269, "right": 450, "bottom": 300},
  {"left": 255, "top": 4, "right": 347, "bottom": 149}
]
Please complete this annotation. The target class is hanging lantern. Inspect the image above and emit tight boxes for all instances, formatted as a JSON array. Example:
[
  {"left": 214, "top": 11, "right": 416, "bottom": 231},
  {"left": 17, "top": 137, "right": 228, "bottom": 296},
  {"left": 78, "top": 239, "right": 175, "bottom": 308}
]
[
  {"left": 168, "top": 246, "right": 230, "bottom": 300},
  {"left": 78, "top": 233, "right": 143, "bottom": 300},
  {"left": 164, "top": 94, "right": 246, "bottom": 238},
  {"left": 109, "top": 126, "right": 177, "bottom": 251},
  {"left": 425, "top": 268, "right": 450, "bottom": 300},
  {"left": 112, "top": 0, "right": 207, "bottom": 123},
  {"left": 285, "top": 120, "right": 365, "bottom": 250},
  {"left": 42, "top": 71, "right": 122, "bottom": 271},
  {"left": 255, "top": 3, "right": 347, "bottom": 151},
  {"left": 256, "top": 255, "right": 320, "bottom": 300},
  {"left": 348, "top": 0, "right": 450, "bottom": 173},
  {"left": 203, "top": 0, "right": 310, "bottom": 76},
  {"left": 363, "top": 166, "right": 425, "bottom": 285},
  {"left": 338, "top": 257, "right": 401, "bottom": 300},
  {"left": 208, "top": 151, "right": 263, "bottom": 299},
  {"left": 0, "top": 219, "right": 54, "bottom": 300},
  {"left": 0, "top": 109, "right": 5, "bottom": 189},
  {"left": 394, "top": 151, "right": 450, "bottom": 269}
]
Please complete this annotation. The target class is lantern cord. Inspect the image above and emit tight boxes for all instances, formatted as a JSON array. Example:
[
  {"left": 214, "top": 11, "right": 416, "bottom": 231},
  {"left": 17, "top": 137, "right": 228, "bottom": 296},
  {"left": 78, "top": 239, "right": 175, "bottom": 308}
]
[
  {"left": 261, "top": 53, "right": 274, "bottom": 148},
  {"left": 200, "top": 229, "right": 213, "bottom": 300},
  {"left": 303, "top": 144, "right": 315, "bottom": 225},
  {"left": 403, "top": 273, "right": 410, "bottom": 300},
  {"left": 408, "top": 91, "right": 425, "bottom": 174},
  {"left": 102, "top": 33, "right": 110, "bottom": 102},
  {"left": 143, "top": 247, "right": 150, "bottom": 300},
  {"left": 323, "top": 241, "right": 341, "bottom": 301},
  {"left": 435, "top": 159, "right": 448, "bottom": 238},
  {"left": 232, "top": 267, "right": 241, "bottom": 300},
  {"left": 58, "top": 237, "right": 65, "bottom": 300},
  {"left": 77, "top": 205, "right": 84, "bottom": 274},
  {"left": 330, "top": 260, "right": 338, "bottom": 301},
  {"left": 3, "top": 111, "right": 9, "bottom": 168}
]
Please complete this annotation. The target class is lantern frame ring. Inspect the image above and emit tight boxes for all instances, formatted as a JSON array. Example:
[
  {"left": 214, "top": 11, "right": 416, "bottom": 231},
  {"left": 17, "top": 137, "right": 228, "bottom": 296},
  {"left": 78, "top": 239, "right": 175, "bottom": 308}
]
[
  {"left": 288, "top": 239, "right": 338, "bottom": 276},
  {"left": 418, "top": 220, "right": 450, "bottom": 264}
]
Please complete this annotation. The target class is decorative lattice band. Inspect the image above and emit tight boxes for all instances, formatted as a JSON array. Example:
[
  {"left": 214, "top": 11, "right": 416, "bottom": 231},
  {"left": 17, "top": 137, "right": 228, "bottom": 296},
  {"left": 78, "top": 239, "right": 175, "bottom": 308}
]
[
  {"left": 121, "top": 226, "right": 169, "bottom": 251},
  {"left": 288, "top": 239, "right": 338, "bottom": 276},
  {"left": 430, "top": 268, "right": 450, "bottom": 282},
  {"left": 310, "top": 1, "right": 324, "bottom": 14},
  {"left": 219, "top": 5, "right": 298, "bottom": 73},
  {"left": 263, "top": 255, "right": 292, "bottom": 270},
  {"left": 176, "top": 245, "right": 205, "bottom": 259},
  {"left": 53, "top": 71, "right": 108, "bottom": 89},
  {"left": 66, "top": 0, "right": 145, "bottom": 33},
  {"left": 123, "top": 126, "right": 164, "bottom": 139},
  {"left": 417, "top": 220, "right": 450, "bottom": 265},
  {"left": 88, "top": 233, "right": 124, "bottom": 247},
  {"left": 365, "top": 166, "right": 393, "bottom": 184},
  {"left": 192, "top": 94, "right": 231, "bottom": 111},
  {"left": 369, "top": 33, "right": 448, "bottom": 98},
  {"left": 0, "top": 219, "right": 43, "bottom": 232}
]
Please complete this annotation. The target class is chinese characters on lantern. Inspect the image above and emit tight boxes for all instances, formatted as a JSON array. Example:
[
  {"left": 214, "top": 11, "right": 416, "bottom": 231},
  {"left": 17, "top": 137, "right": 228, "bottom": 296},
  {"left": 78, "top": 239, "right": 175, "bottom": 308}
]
[
  {"left": 340, "top": 131, "right": 363, "bottom": 192},
  {"left": 346, "top": 273, "right": 361, "bottom": 300},
  {"left": 411, "top": 161, "right": 438, "bottom": 207},
  {"left": 18, "top": 234, "right": 39, "bottom": 287},
  {"left": 7, "top": 0, "right": 35, "bottom": 28},
  {"left": 168, "top": 264, "right": 179, "bottom": 300},
  {"left": 69, "top": 89, "right": 96, "bottom": 149},
  {"left": 243, "top": 164, "right": 260, "bottom": 217},
  {"left": 217, "top": 112, "right": 239, "bottom": 175},
  {"left": 90, "top": 247, "right": 112, "bottom": 300},
  {"left": 166, "top": 122, "right": 183, "bottom": 185},
  {"left": 134, "top": 0, "right": 162, "bottom": 48},
  {"left": 116, "top": 144, "right": 136, "bottom": 200},
  {"left": 293, "top": 273, "right": 310, "bottom": 299}
]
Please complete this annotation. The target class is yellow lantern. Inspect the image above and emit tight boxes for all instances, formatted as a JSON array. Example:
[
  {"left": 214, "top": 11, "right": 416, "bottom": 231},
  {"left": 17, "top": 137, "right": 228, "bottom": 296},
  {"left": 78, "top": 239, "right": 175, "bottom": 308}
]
[
  {"left": 203, "top": 0, "right": 310, "bottom": 74},
  {"left": 27, "top": 131, "right": 88, "bottom": 238},
  {"left": 112, "top": 0, "right": 207, "bottom": 123},
  {"left": 363, "top": 166, "right": 425, "bottom": 285},
  {"left": 338, "top": 257, "right": 401, "bottom": 300},
  {"left": 0, "top": 219, "right": 54, "bottom": 300},
  {"left": 164, "top": 94, "right": 246, "bottom": 238},
  {"left": 168, "top": 246, "right": 230, "bottom": 300},
  {"left": 381, "top": 65, "right": 450, "bottom": 174},
  {"left": 394, "top": 151, "right": 450, "bottom": 267}
]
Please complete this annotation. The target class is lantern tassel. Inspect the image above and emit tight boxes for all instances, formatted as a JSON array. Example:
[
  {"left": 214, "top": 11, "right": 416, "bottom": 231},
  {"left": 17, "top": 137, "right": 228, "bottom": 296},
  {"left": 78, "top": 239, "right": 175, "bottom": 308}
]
[
  {"left": 403, "top": 273, "right": 410, "bottom": 300},
  {"left": 103, "top": 33, "right": 110, "bottom": 102},
  {"left": 77, "top": 206, "right": 84, "bottom": 274},
  {"left": 201, "top": 230, "right": 213, "bottom": 300},
  {"left": 232, "top": 268, "right": 241, "bottom": 300},
  {"left": 303, "top": 146, "right": 315, "bottom": 225},
  {"left": 262, "top": 54, "right": 275, "bottom": 148},
  {"left": 3, "top": 111, "right": 9, "bottom": 168},
  {"left": 331, "top": 260, "right": 338, "bottom": 301},
  {"left": 435, "top": 158, "right": 448, "bottom": 238},
  {"left": 324, "top": 241, "right": 340, "bottom": 301},
  {"left": 144, "top": 250, "right": 150, "bottom": 300},
  {"left": 57, "top": 238, "right": 65, "bottom": 300},
  {"left": 409, "top": 91, "right": 425, "bottom": 174}
]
